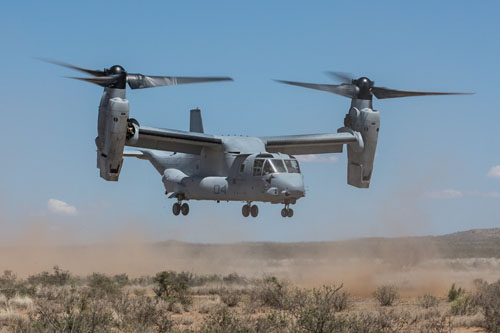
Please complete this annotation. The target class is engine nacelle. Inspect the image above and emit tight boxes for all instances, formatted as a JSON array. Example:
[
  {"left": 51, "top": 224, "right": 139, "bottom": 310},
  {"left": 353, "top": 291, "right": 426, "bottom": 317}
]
[
  {"left": 343, "top": 99, "right": 380, "bottom": 188},
  {"left": 97, "top": 96, "right": 130, "bottom": 181}
]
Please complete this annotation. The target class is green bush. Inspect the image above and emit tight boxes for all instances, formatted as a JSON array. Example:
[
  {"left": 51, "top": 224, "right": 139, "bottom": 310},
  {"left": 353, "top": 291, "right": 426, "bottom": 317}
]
[
  {"left": 447, "top": 283, "right": 464, "bottom": 302},
  {"left": 87, "top": 273, "right": 122, "bottom": 298},
  {"left": 27, "top": 266, "right": 71, "bottom": 287},
  {"left": 450, "top": 294, "right": 476, "bottom": 316},
  {"left": 0, "top": 270, "right": 35, "bottom": 299},
  {"left": 373, "top": 285, "right": 399, "bottom": 306},
  {"left": 153, "top": 271, "right": 192, "bottom": 306}
]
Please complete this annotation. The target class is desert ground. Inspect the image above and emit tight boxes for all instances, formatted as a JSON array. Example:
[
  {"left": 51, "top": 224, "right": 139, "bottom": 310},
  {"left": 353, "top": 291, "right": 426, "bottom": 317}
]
[{"left": 0, "top": 228, "right": 499, "bottom": 332}]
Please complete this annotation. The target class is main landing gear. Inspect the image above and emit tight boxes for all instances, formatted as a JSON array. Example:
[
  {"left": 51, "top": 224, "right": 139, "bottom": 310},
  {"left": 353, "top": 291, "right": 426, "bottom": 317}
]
[
  {"left": 281, "top": 204, "right": 294, "bottom": 218},
  {"left": 172, "top": 200, "right": 189, "bottom": 216},
  {"left": 242, "top": 202, "right": 258, "bottom": 218}
]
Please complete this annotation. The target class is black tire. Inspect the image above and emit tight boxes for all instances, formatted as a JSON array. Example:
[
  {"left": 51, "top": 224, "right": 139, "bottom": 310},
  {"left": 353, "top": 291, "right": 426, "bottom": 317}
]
[
  {"left": 172, "top": 203, "right": 181, "bottom": 216},
  {"left": 287, "top": 208, "right": 294, "bottom": 218},
  {"left": 281, "top": 208, "right": 288, "bottom": 217},
  {"left": 250, "top": 205, "right": 259, "bottom": 217},
  {"left": 242, "top": 205, "right": 250, "bottom": 217},
  {"left": 181, "top": 203, "right": 189, "bottom": 216}
]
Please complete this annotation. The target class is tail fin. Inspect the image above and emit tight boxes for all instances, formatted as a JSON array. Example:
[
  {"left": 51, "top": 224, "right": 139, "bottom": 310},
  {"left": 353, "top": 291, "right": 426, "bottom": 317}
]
[{"left": 190, "top": 108, "right": 204, "bottom": 133}]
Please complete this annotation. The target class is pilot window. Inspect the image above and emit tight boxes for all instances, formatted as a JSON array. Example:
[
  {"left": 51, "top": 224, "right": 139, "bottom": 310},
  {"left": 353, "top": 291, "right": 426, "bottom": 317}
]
[
  {"left": 272, "top": 159, "right": 286, "bottom": 173},
  {"left": 285, "top": 160, "right": 300, "bottom": 173},
  {"left": 253, "top": 159, "right": 264, "bottom": 176},
  {"left": 262, "top": 160, "right": 273, "bottom": 175}
]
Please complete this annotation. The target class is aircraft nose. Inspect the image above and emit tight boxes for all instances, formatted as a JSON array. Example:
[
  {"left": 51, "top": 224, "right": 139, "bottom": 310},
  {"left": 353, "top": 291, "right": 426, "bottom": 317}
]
[{"left": 270, "top": 174, "right": 305, "bottom": 197}]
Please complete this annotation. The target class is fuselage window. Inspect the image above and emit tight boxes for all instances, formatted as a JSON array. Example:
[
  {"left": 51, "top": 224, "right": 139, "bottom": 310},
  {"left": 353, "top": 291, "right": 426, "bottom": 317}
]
[
  {"left": 240, "top": 164, "right": 245, "bottom": 173},
  {"left": 272, "top": 159, "right": 287, "bottom": 173},
  {"left": 253, "top": 159, "right": 264, "bottom": 176},
  {"left": 285, "top": 160, "right": 301, "bottom": 173}
]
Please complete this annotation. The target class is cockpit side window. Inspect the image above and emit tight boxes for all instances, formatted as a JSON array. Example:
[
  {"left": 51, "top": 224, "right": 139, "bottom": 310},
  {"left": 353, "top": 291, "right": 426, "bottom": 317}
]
[
  {"left": 262, "top": 160, "right": 274, "bottom": 175},
  {"left": 285, "top": 160, "right": 301, "bottom": 173},
  {"left": 253, "top": 159, "right": 264, "bottom": 176},
  {"left": 272, "top": 159, "right": 287, "bottom": 173}
]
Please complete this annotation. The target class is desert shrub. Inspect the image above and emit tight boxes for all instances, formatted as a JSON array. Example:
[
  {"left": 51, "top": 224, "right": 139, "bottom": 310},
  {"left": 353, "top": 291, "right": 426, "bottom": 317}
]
[
  {"left": 133, "top": 288, "right": 147, "bottom": 296},
  {"left": 253, "top": 311, "right": 293, "bottom": 332},
  {"left": 27, "top": 266, "right": 71, "bottom": 287},
  {"left": 220, "top": 289, "right": 241, "bottom": 307},
  {"left": 8, "top": 295, "right": 34, "bottom": 311},
  {"left": 112, "top": 294, "right": 173, "bottom": 332},
  {"left": 289, "top": 285, "right": 350, "bottom": 332},
  {"left": 223, "top": 272, "right": 247, "bottom": 285},
  {"left": 153, "top": 271, "right": 192, "bottom": 306},
  {"left": 450, "top": 293, "right": 476, "bottom": 316},
  {"left": 200, "top": 306, "right": 250, "bottom": 333},
  {"left": 418, "top": 294, "right": 439, "bottom": 309},
  {"left": 0, "top": 270, "right": 34, "bottom": 299},
  {"left": 251, "top": 276, "right": 290, "bottom": 309},
  {"left": 189, "top": 273, "right": 222, "bottom": 287},
  {"left": 474, "top": 279, "right": 500, "bottom": 332},
  {"left": 31, "top": 288, "right": 114, "bottom": 332},
  {"left": 447, "top": 283, "right": 464, "bottom": 302},
  {"left": 87, "top": 273, "right": 122, "bottom": 298},
  {"left": 373, "top": 285, "right": 399, "bottom": 306},
  {"left": 112, "top": 273, "right": 129, "bottom": 287}
]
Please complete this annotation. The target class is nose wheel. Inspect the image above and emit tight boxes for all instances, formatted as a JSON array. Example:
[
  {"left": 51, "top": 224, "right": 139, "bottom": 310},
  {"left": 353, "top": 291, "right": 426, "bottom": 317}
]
[
  {"left": 281, "top": 204, "right": 294, "bottom": 218},
  {"left": 173, "top": 201, "right": 189, "bottom": 216},
  {"left": 242, "top": 203, "right": 258, "bottom": 218}
]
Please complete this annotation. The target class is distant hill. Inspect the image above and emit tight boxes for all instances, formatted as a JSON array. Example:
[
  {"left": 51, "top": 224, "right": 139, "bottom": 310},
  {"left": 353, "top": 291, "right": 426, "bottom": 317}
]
[{"left": 154, "top": 228, "right": 500, "bottom": 264}]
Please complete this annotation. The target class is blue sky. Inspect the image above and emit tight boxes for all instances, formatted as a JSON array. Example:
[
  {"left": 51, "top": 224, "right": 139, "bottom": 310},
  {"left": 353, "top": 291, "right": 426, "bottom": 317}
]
[{"left": 0, "top": 1, "right": 499, "bottom": 243}]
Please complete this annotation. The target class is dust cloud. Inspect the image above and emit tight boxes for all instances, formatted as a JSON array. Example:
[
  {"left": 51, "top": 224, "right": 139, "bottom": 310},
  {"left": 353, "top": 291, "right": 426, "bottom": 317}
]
[{"left": 1, "top": 216, "right": 498, "bottom": 298}]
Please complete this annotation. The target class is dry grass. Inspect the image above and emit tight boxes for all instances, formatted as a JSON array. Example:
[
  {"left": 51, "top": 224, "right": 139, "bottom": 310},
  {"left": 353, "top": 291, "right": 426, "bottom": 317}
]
[{"left": 0, "top": 268, "right": 494, "bottom": 332}]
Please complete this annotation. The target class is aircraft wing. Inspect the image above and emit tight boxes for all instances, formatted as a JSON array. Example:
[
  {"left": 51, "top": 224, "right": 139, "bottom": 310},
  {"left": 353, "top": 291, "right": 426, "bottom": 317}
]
[
  {"left": 126, "top": 125, "right": 222, "bottom": 154},
  {"left": 260, "top": 132, "right": 358, "bottom": 155}
]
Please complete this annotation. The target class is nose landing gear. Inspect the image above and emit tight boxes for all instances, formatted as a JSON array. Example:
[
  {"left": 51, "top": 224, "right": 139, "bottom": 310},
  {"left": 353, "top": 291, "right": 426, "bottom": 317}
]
[{"left": 242, "top": 202, "right": 258, "bottom": 218}]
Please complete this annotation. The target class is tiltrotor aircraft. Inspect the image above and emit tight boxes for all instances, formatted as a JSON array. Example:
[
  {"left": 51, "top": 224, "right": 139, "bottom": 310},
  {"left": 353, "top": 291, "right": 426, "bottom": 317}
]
[{"left": 44, "top": 60, "right": 470, "bottom": 218}]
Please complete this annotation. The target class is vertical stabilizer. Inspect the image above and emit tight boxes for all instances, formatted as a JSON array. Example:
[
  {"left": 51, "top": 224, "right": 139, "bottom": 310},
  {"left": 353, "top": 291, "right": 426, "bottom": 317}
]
[{"left": 190, "top": 108, "right": 204, "bottom": 133}]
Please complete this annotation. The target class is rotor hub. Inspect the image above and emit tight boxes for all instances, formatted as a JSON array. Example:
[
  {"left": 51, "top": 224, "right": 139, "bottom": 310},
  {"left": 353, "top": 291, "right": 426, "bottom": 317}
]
[
  {"left": 354, "top": 77, "right": 374, "bottom": 100},
  {"left": 107, "top": 65, "right": 126, "bottom": 75}
]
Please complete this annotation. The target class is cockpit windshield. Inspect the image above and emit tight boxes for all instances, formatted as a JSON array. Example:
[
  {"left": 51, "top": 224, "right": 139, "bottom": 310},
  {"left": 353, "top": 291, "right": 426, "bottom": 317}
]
[
  {"left": 285, "top": 159, "right": 300, "bottom": 173},
  {"left": 253, "top": 158, "right": 300, "bottom": 176}
]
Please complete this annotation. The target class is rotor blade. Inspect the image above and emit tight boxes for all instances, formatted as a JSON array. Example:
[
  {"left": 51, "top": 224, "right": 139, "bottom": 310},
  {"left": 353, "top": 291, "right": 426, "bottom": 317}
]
[
  {"left": 275, "top": 79, "right": 358, "bottom": 98},
  {"left": 127, "top": 74, "right": 233, "bottom": 89},
  {"left": 38, "top": 58, "right": 106, "bottom": 77},
  {"left": 324, "top": 71, "right": 354, "bottom": 84},
  {"left": 371, "top": 86, "right": 473, "bottom": 99},
  {"left": 67, "top": 75, "right": 120, "bottom": 87}
]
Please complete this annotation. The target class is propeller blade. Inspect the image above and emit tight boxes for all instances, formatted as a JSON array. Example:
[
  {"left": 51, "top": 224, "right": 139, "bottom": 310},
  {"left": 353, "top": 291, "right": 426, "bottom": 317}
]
[
  {"left": 67, "top": 75, "right": 121, "bottom": 87},
  {"left": 325, "top": 71, "right": 354, "bottom": 84},
  {"left": 371, "top": 86, "right": 473, "bottom": 99},
  {"left": 39, "top": 58, "right": 106, "bottom": 77},
  {"left": 127, "top": 74, "right": 233, "bottom": 89},
  {"left": 275, "top": 79, "right": 359, "bottom": 99}
]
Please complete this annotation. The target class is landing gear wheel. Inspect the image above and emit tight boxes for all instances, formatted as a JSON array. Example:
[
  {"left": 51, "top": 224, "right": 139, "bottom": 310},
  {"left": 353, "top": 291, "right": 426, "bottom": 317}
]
[
  {"left": 172, "top": 203, "right": 181, "bottom": 216},
  {"left": 250, "top": 205, "right": 259, "bottom": 217},
  {"left": 287, "top": 208, "right": 294, "bottom": 218},
  {"left": 181, "top": 203, "right": 189, "bottom": 216},
  {"left": 281, "top": 208, "right": 288, "bottom": 218},
  {"left": 242, "top": 205, "right": 250, "bottom": 217}
]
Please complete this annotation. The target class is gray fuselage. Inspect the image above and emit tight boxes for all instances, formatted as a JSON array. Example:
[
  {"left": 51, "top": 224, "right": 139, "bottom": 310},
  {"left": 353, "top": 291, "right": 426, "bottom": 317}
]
[{"left": 140, "top": 135, "right": 305, "bottom": 204}]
